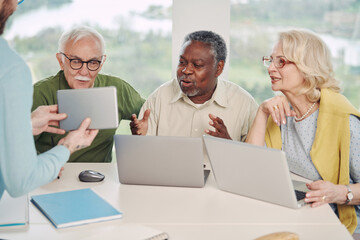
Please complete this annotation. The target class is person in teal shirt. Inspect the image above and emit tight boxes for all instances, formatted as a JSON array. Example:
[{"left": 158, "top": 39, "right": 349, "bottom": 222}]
[
  {"left": 0, "top": 0, "right": 98, "bottom": 198},
  {"left": 32, "top": 26, "right": 145, "bottom": 162}
]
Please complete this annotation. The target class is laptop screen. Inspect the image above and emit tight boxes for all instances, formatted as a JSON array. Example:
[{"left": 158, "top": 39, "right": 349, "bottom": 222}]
[{"left": 114, "top": 135, "right": 206, "bottom": 188}]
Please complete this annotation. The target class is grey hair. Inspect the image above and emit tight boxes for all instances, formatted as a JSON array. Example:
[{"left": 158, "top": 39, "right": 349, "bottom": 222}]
[
  {"left": 58, "top": 26, "right": 105, "bottom": 55},
  {"left": 183, "top": 30, "right": 227, "bottom": 64}
]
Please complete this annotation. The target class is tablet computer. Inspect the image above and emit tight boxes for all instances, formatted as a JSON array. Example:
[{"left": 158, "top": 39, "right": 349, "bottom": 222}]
[{"left": 57, "top": 86, "right": 119, "bottom": 131}]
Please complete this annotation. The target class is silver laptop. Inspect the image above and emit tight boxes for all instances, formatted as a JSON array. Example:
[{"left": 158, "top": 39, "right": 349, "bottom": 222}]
[
  {"left": 57, "top": 86, "right": 119, "bottom": 131},
  {"left": 203, "top": 135, "right": 309, "bottom": 209},
  {"left": 114, "top": 135, "right": 209, "bottom": 188}
]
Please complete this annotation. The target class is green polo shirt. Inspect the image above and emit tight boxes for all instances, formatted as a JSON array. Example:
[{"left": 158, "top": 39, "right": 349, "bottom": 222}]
[{"left": 32, "top": 70, "right": 145, "bottom": 162}]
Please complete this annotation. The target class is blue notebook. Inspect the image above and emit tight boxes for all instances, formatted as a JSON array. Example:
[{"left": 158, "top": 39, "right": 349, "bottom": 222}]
[{"left": 31, "top": 188, "right": 122, "bottom": 228}]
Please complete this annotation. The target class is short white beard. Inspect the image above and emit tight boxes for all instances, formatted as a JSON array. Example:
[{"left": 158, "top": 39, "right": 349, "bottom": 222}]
[{"left": 184, "top": 88, "right": 200, "bottom": 97}]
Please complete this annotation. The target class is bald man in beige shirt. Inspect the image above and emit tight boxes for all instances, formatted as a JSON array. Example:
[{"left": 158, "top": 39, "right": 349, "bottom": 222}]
[{"left": 130, "top": 30, "right": 258, "bottom": 142}]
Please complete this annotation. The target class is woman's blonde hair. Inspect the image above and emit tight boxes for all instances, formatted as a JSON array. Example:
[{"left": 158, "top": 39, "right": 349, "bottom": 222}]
[{"left": 278, "top": 29, "right": 341, "bottom": 102}]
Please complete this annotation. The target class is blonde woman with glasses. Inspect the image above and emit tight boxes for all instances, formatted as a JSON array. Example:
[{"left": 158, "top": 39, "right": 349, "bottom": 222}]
[{"left": 246, "top": 29, "right": 360, "bottom": 236}]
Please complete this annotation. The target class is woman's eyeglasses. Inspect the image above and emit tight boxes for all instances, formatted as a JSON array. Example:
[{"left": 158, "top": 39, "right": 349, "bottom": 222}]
[
  {"left": 18, "top": 0, "right": 25, "bottom": 5},
  {"left": 262, "top": 56, "right": 292, "bottom": 69}
]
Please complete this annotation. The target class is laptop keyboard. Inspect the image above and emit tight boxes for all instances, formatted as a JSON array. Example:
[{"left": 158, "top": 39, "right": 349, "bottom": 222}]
[{"left": 295, "top": 190, "right": 306, "bottom": 201}]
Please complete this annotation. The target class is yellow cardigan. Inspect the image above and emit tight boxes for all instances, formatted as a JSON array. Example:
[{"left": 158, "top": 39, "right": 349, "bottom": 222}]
[{"left": 265, "top": 88, "right": 360, "bottom": 234}]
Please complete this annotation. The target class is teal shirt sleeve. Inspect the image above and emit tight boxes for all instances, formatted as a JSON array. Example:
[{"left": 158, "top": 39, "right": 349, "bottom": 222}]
[{"left": 0, "top": 38, "right": 69, "bottom": 198}]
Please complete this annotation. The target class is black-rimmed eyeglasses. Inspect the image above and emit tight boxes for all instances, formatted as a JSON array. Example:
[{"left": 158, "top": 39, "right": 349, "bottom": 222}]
[
  {"left": 60, "top": 52, "right": 103, "bottom": 71},
  {"left": 263, "top": 56, "right": 292, "bottom": 69},
  {"left": 18, "top": 0, "right": 25, "bottom": 5}
]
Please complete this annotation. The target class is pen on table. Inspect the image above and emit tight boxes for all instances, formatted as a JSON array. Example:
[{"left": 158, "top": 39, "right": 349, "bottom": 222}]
[{"left": 52, "top": 137, "right": 60, "bottom": 179}]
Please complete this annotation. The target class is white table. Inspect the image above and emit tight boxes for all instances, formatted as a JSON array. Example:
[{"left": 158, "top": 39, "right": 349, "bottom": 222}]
[{"left": 0, "top": 163, "right": 354, "bottom": 240}]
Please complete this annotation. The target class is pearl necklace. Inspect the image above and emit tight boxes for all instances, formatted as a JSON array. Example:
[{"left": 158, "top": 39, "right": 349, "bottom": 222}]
[{"left": 294, "top": 102, "right": 317, "bottom": 121}]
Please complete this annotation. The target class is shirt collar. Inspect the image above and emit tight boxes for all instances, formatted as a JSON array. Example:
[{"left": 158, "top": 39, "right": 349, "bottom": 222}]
[
  {"left": 170, "top": 78, "right": 228, "bottom": 108},
  {"left": 58, "top": 71, "right": 71, "bottom": 89},
  {"left": 170, "top": 78, "right": 184, "bottom": 104},
  {"left": 212, "top": 79, "right": 228, "bottom": 108}
]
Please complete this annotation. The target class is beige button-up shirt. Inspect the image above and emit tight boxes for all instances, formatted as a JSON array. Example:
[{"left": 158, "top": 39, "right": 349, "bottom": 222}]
[{"left": 139, "top": 78, "right": 258, "bottom": 142}]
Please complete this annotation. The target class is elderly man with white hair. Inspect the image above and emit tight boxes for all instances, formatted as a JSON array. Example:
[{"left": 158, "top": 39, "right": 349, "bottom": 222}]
[{"left": 32, "top": 26, "right": 145, "bottom": 163}]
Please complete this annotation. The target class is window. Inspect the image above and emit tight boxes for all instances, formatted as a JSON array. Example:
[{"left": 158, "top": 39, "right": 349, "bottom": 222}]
[
  {"left": 5, "top": 0, "right": 172, "bottom": 98},
  {"left": 230, "top": 0, "right": 360, "bottom": 108}
]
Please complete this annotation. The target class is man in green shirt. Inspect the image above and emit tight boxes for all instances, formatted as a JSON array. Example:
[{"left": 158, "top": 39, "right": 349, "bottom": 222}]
[{"left": 32, "top": 26, "right": 145, "bottom": 162}]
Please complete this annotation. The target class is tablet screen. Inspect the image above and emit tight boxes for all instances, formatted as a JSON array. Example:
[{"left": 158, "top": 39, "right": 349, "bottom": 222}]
[{"left": 57, "top": 86, "right": 119, "bottom": 131}]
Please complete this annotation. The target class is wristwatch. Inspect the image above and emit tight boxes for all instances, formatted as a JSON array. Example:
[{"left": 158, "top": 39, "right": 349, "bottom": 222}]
[{"left": 345, "top": 185, "right": 353, "bottom": 205}]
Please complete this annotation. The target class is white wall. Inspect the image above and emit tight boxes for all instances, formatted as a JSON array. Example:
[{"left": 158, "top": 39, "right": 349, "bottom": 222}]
[{"left": 172, "top": 0, "right": 230, "bottom": 80}]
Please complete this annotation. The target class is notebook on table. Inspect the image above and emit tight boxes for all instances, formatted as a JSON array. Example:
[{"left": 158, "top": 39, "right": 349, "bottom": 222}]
[
  {"left": 203, "top": 135, "right": 309, "bottom": 209},
  {"left": 31, "top": 188, "right": 122, "bottom": 228},
  {"left": 57, "top": 86, "right": 119, "bottom": 131},
  {"left": 0, "top": 191, "right": 28, "bottom": 228},
  {"left": 114, "top": 135, "right": 209, "bottom": 188}
]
